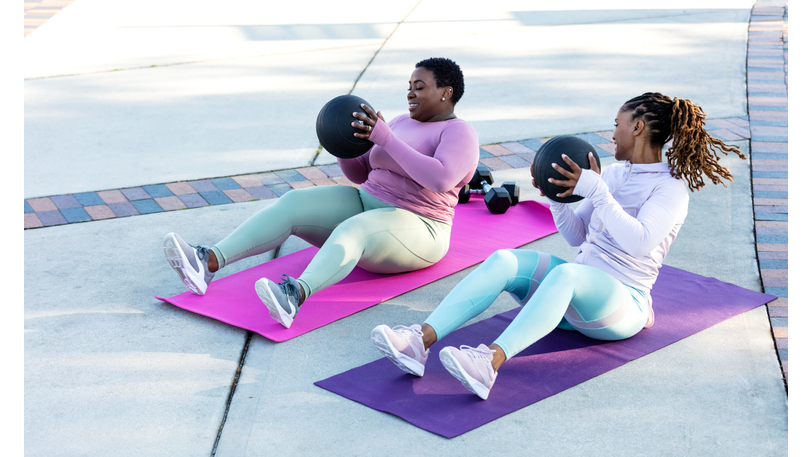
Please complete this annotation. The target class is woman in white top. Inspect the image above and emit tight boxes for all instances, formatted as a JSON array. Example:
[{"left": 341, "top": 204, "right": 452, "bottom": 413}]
[{"left": 370, "top": 92, "right": 746, "bottom": 400}]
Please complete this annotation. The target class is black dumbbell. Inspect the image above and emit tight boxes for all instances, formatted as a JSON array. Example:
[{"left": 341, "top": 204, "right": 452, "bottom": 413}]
[
  {"left": 459, "top": 165, "right": 519, "bottom": 214},
  {"left": 459, "top": 166, "right": 520, "bottom": 209}
]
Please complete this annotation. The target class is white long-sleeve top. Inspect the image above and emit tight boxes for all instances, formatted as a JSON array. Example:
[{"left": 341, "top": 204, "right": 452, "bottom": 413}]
[{"left": 549, "top": 161, "right": 690, "bottom": 293}]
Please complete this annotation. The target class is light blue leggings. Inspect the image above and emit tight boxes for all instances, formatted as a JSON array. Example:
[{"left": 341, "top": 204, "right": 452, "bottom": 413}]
[{"left": 424, "top": 249, "right": 652, "bottom": 359}]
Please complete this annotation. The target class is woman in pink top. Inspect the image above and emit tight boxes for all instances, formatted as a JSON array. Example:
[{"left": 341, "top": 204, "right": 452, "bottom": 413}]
[{"left": 163, "top": 57, "right": 480, "bottom": 328}]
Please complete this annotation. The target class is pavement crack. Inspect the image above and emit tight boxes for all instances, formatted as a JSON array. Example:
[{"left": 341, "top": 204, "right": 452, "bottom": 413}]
[
  {"left": 210, "top": 331, "right": 253, "bottom": 457},
  {"left": 347, "top": 0, "right": 423, "bottom": 95}
]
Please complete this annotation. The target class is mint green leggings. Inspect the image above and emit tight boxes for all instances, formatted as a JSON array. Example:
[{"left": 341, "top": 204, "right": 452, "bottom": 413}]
[
  {"left": 424, "top": 249, "right": 652, "bottom": 359},
  {"left": 210, "top": 185, "right": 451, "bottom": 299}
]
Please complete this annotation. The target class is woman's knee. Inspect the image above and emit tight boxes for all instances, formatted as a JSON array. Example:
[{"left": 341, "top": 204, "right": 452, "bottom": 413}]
[
  {"left": 546, "top": 262, "right": 583, "bottom": 283},
  {"left": 276, "top": 186, "right": 328, "bottom": 208},
  {"left": 483, "top": 249, "right": 520, "bottom": 270},
  {"left": 327, "top": 213, "right": 373, "bottom": 245},
  {"left": 277, "top": 186, "right": 364, "bottom": 226}
]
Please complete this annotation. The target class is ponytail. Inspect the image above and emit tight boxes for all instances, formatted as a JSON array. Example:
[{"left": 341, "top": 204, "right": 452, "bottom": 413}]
[{"left": 622, "top": 92, "right": 746, "bottom": 191}]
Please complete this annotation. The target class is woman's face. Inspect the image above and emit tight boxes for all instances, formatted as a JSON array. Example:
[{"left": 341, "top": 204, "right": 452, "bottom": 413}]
[
  {"left": 407, "top": 67, "right": 449, "bottom": 122},
  {"left": 612, "top": 108, "right": 636, "bottom": 161}
]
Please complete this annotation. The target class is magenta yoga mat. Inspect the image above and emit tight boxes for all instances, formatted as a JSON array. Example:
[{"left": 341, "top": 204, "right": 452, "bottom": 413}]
[
  {"left": 314, "top": 265, "right": 777, "bottom": 438},
  {"left": 156, "top": 198, "right": 558, "bottom": 342}
]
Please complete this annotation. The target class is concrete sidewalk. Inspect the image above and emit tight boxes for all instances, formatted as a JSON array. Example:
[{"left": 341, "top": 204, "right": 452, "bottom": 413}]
[{"left": 23, "top": 1, "right": 789, "bottom": 455}]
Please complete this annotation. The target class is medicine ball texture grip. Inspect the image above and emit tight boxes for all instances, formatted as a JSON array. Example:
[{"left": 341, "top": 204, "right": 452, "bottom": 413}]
[
  {"left": 316, "top": 95, "right": 375, "bottom": 159},
  {"left": 532, "top": 135, "right": 601, "bottom": 204}
]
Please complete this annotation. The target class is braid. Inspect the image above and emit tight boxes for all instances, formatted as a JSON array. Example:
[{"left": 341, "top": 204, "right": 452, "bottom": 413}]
[
  {"left": 667, "top": 97, "right": 746, "bottom": 191},
  {"left": 622, "top": 92, "right": 746, "bottom": 192}
]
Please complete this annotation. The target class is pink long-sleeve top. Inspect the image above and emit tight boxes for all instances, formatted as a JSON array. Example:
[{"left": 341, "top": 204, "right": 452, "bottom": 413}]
[{"left": 338, "top": 114, "right": 480, "bottom": 224}]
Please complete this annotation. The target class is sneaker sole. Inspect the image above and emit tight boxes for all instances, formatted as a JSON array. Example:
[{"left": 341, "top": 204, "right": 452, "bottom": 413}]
[
  {"left": 439, "top": 349, "right": 493, "bottom": 400},
  {"left": 163, "top": 234, "right": 206, "bottom": 295},
  {"left": 371, "top": 327, "right": 425, "bottom": 377},
  {"left": 255, "top": 278, "right": 294, "bottom": 328}
]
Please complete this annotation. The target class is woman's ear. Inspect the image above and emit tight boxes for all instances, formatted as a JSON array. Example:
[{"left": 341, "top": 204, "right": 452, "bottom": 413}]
[{"left": 632, "top": 119, "right": 645, "bottom": 136}]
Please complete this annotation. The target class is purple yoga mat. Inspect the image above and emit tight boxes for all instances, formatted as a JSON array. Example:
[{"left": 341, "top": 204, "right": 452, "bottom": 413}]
[
  {"left": 314, "top": 265, "right": 777, "bottom": 438},
  {"left": 157, "top": 198, "right": 558, "bottom": 342}
]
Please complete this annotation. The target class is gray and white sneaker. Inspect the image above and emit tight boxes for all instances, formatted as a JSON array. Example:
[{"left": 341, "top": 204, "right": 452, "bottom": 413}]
[
  {"left": 255, "top": 275, "right": 302, "bottom": 328},
  {"left": 163, "top": 232, "right": 215, "bottom": 295}
]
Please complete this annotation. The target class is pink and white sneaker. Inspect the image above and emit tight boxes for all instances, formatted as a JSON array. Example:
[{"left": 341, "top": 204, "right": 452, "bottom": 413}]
[
  {"left": 371, "top": 324, "right": 429, "bottom": 377},
  {"left": 439, "top": 344, "right": 497, "bottom": 400}
]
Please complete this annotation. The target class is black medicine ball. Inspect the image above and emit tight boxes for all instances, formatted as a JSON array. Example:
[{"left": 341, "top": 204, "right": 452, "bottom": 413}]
[
  {"left": 532, "top": 135, "right": 601, "bottom": 204},
  {"left": 316, "top": 95, "right": 375, "bottom": 159}
]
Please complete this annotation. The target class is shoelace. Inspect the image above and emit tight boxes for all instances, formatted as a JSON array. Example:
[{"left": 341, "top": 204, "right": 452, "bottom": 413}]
[
  {"left": 280, "top": 274, "right": 301, "bottom": 305},
  {"left": 192, "top": 246, "right": 214, "bottom": 278},
  {"left": 392, "top": 325, "right": 423, "bottom": 338},
  {"left": 193, "top": 245, "right": 209, "bottom": 261},
  {"left": 459, "top": 345, "right": 496, "bottom": 383},
  {"left": 459, "top": 345, "right": 495, "bottom": 362}
]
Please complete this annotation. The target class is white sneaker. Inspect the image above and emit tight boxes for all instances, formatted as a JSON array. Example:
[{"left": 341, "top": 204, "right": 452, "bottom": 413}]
[
  {"left": 439, "top": 344, "right": 497, "bottom": 400},
  {"left": 371, "top": 324, "right": 429, "bottom": 376},
  {"left": 255, "top": 275, "right": 301, "bottom": 328},
  {"left": 163, "top": 232, "right": 215, "bottom": 295}
]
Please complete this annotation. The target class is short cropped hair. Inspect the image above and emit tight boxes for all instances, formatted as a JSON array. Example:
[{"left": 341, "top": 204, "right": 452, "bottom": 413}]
[{"left": 415, "top": 57, "right": 465, "bottom": 104}]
